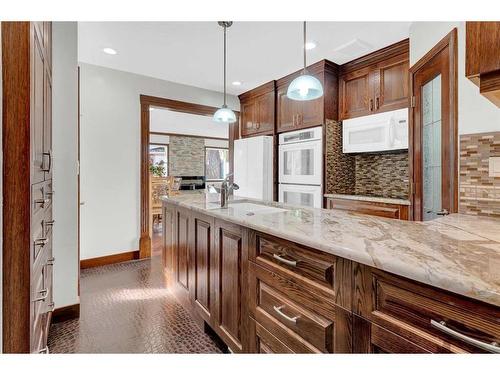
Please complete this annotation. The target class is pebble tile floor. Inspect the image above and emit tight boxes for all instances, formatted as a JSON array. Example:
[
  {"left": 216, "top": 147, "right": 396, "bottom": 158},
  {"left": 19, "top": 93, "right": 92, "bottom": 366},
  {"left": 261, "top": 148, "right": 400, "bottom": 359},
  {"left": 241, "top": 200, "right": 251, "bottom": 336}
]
[{"left": 48, "top": 232, "right": 224, "bottom": 353}]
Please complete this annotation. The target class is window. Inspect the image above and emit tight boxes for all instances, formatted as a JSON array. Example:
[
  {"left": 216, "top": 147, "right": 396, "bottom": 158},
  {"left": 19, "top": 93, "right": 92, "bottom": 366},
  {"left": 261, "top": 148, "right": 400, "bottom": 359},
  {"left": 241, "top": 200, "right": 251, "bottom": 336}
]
[
  {"left": 205, "top": 147, "right": 229, "bottom": 181},
  {"left": 149, "top": 144, "right": 168, "bottom": 177}
]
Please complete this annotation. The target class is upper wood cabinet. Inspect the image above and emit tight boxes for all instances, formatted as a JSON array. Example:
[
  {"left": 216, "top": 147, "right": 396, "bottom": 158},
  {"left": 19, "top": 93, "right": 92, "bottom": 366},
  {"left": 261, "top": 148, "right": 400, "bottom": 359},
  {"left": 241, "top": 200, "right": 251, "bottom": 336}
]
[
  {"left": 238, "top": 81, "right": 276, "bottom": 138},
  {"left": 339, "top": 39, "right": 409, "bottom": 120},
  {"left": 466, "top": 22, "right": 500, "bottom": 107},
  {"left": 276, "top": 60, "right": 339, "bottom": 133}
]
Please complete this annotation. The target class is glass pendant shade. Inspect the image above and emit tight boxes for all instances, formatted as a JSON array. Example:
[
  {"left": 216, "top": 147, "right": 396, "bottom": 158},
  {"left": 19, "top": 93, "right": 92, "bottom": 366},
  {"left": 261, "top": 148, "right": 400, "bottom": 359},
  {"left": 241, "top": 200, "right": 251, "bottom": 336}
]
[
  {"left": 213, "top": 105, "right": 237, "bottom": 123},
  {"left": 287, "top": 74, "right": 324, "bottom": 101}
]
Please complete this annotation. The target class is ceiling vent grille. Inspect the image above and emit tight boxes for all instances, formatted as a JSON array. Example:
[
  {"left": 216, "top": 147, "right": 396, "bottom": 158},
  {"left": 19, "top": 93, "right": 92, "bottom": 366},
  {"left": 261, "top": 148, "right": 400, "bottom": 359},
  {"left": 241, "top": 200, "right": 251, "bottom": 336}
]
[{"left": 334, "top": 38, "right": 373, "bottom": 58}]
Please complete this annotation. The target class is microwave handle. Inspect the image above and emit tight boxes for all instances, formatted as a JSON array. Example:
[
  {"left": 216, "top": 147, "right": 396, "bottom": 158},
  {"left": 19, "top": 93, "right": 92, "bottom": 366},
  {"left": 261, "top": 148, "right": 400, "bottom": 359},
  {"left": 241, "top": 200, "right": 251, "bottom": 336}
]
[{"left": 388, "top": 118, "right": 395, "bottom": 148}]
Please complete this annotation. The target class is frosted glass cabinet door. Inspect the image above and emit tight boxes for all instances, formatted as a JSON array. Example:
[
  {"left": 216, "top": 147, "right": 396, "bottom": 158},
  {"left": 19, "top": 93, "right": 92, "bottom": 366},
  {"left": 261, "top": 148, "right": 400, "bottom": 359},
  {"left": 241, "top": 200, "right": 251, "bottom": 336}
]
[{"left": 422, "top": 74, "right": 442, "bottom": 221}]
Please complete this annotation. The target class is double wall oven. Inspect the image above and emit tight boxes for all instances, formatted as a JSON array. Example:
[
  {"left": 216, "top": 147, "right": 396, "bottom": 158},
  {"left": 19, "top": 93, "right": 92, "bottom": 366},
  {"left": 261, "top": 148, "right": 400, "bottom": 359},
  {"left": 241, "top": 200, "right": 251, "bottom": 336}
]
[{"left": 278, "top": 126, "right": 323, "bottom": 208}]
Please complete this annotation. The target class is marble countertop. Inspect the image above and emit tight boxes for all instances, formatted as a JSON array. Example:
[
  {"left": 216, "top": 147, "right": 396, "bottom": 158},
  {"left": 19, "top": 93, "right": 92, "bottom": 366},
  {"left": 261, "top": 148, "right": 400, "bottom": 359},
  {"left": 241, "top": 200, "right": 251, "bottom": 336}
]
[
  {"left": 324, "top": 193, "right": 411, "bottom": 206},
  {"left": 161, "top": 192, "right": 500, "bottom": 308}
]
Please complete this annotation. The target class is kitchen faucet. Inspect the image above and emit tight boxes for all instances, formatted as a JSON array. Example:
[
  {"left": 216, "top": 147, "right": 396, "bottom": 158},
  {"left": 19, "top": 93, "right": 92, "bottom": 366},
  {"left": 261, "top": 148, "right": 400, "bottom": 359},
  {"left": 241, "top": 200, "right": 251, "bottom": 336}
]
[{"left": 219, "top": 173, "right": 239, "bottom": 208}]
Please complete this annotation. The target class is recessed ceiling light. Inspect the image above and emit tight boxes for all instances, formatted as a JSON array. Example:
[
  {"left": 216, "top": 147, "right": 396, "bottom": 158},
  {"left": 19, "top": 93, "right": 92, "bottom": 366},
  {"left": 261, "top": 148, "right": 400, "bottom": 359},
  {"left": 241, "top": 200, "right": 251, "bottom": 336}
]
[
  {"left": 103, "top": 47, "right": 117, "bottom": 55},
  {"left": 305, "top": 41, "right": 317, "bottom": 50},
  {"left": 232, "top": 81, "right": 242, "bottom": 86}
]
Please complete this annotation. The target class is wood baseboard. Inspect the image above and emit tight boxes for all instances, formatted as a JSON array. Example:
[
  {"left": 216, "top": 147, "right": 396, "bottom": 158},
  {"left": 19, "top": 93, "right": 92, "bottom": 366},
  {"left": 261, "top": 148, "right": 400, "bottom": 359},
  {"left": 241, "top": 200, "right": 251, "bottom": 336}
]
[
  {"left": 52, "top": 303, "right": 80, "bottom": 323},
  {"left": 80, "top": 250, "right": 140, "bottom": 269}
]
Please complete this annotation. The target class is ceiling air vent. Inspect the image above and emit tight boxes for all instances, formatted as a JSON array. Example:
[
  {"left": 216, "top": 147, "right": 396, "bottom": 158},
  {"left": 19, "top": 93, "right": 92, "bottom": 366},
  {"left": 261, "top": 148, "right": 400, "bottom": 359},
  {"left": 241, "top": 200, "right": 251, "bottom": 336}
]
[{"left": 334, "top": 38, "right": 373, "bottom": 59}]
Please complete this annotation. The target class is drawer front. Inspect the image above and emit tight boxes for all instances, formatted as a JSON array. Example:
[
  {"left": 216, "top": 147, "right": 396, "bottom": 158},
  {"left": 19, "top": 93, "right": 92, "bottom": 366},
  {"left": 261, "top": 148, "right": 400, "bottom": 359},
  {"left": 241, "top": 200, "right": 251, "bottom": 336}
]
[
  {"left": 31, "top": 260, "right": 48, "bottom": 353},
  {"left": 355, "top": 265, "right": 500, "bottom": 353},
  {"left": 249, "top": 318, "right": 294, "bottom": 354},
  {"left": 32, "top": 209, "right": 53, "bottom": 267},
  {"left": 327, "top": 198, "right": 402, "bottom": 219},
  {"left": 249, "top": 262, "right": 344, "bottom": 353},
  {"left": 250, "top": 232, "right": 336, "bottom": 293}
]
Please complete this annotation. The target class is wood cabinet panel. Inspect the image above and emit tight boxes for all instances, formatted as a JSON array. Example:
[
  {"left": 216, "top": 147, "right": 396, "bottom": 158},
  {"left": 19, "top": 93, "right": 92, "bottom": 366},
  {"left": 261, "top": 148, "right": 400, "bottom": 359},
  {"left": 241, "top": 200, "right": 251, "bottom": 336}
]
[
  {"left": 32, "top": 33, "right": 45, "bottom": 184},
  {"left": 239, "top": 81, "right": 275, "bottom": 138},
  {"left": 190, "top": 216, "right": 214, "bottom": 321},
  {"left": 339, "top": 68, "right": 372, "bottom": 120},
  {"left": 248, "top": 318, "right": 294, "bottom": 353},
  {"left": 377, "top": 55, "right": 409, "bottom": 112},
  {"left": 175, "top": 210, "right": 190, "bottom": 291},
  {"left": 276, "top": 85, "right": 299, "bottom": 132},
  {"left": 43, "top": 72, "right": 52, "bottom": 180},
  {"left": 214, "top": 220, "right": 248, "bottom": 352}
]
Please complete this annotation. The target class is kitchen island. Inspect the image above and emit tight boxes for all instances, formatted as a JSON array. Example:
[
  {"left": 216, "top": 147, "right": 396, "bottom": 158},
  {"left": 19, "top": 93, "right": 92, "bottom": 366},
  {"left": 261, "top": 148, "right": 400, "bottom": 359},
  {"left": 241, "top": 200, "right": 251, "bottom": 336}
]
[{"left": 161, "top": 192, "right": 500, "bottom": 353}]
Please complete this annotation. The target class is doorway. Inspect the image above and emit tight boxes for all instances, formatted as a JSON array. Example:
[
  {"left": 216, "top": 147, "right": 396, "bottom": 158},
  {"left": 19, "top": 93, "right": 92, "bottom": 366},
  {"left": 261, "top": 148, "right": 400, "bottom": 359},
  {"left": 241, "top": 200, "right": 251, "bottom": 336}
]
[
  {"left": 139, "top": 95, "right": 239, "bottom": 259},
  {"left": 409, "top": 29, "right": 458, "bottom": 221}
]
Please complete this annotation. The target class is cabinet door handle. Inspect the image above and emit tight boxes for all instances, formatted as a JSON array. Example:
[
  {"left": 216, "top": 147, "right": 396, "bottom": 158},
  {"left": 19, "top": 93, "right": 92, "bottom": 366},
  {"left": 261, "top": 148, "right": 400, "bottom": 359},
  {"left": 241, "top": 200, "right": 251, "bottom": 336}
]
[
  {"left": 38, "top": 346, "right": 49, "bottom": 354},
  {"left": 375, "top": 96, "right": 380, "bottom": 110},
  {"left": 33, "top": 289, "right": 48, "bottom": 302},
  {"left": 34, "top": 238, "right": 48, "bottom": 247},
  {"left": 35, "top": 198, "right": 50, "bottom": 207},
  {"left": 369, "top": 98, "right": 374, "bottom": 111},
  {"left": 273, "top": 305, "right": 300, "bottom": 324},
  {"left": 272, "top": 253, "right": 297, "bottom": 267},
  {"left": 42, "top": 150, "right": 52, "bottom": 172},
  {"left": 46, "top": 257, "right": 55, "bottom": 266},
  {"left": 430, "top": 319, "right": 500, "bottom": 353}
]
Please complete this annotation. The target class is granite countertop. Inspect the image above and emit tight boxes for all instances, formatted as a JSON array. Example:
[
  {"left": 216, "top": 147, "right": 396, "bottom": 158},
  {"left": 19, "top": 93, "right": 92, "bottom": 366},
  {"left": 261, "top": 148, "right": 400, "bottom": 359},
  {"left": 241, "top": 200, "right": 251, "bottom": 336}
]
[
  {"left": 161, "top": 192, "right": 500, "bottom": 308},
  {"left": 324, "top": 193, "right": 411, "bottom": 206}
]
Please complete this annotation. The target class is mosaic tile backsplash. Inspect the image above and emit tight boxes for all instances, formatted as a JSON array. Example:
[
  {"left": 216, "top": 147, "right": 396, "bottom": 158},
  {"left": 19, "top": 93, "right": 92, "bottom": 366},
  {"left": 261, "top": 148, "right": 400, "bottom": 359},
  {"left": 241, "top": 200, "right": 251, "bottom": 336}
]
[
  {"left": 354, "top": 152, "right": 409, "bottom": 199},
  {"left": 459, "top": 131, "right": 500, "bottom": 218}
]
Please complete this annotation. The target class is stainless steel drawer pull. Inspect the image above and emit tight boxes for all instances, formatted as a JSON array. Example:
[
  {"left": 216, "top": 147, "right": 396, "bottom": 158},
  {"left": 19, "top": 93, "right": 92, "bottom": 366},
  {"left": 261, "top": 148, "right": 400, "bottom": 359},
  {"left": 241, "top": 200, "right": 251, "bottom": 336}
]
[
  {"left": 45, "top": 220, "right": 55, "bottom": 226},
  {"left": 33, "top": 289, "right": 48, "bottom": 302},
  {"left": 34, "top": 238, "right": 48, "bottom": 247},
  {"left": 38, "top": 346, "right": 49, "bottom": 354},
  {"left": 430, "top": 319, "right": 500, "bottom": 353},
  {"left": 47, "top": 257, "right": 55, "bottom": 266},
  {"left": 272, "top": 253, "right": 297, "bottom": 267},
  {"left": 273, "top": 305, "right": 300, "bottom": 324}
]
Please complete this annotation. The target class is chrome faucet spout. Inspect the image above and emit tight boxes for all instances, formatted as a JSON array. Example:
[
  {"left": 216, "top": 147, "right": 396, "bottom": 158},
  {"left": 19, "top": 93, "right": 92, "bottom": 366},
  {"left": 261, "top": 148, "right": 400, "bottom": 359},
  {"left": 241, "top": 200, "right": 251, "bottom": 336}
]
[{"left": 220, "top": 174, "right": 239, "bottom": 208}]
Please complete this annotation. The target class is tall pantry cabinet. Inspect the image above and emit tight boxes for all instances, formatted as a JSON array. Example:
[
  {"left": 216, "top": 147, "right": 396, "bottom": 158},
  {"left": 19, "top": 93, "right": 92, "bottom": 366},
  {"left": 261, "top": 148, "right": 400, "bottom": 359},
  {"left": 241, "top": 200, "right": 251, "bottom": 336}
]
[{"left": 2, "top": 22, "right": 54, "bottom": 353}]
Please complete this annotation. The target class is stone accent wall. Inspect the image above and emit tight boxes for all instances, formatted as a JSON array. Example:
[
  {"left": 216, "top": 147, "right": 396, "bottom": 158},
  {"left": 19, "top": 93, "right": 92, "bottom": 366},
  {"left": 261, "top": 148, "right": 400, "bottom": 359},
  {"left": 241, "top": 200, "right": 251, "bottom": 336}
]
[
  {"left": 459, "top": 131, "right": 500, "bottom": 218},
  {"left": 168, "top": 136, "right": 205, "bottom": 176},
  {"left": 354, "top": 152, "right": 409, "bottom": 199},
  {"left": 325, "top": 119, "right": 355, "bottom": 195}
]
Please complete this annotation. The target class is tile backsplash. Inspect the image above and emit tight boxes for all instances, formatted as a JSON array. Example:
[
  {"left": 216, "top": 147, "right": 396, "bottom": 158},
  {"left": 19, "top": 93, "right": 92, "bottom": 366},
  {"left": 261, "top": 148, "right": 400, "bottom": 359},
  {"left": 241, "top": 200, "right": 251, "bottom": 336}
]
[
  {"left": 354, "top": 152, "right": 409, "bottom": 199},
  {"left": 459, "top": 131, "right": 500, "bottom": 218}
]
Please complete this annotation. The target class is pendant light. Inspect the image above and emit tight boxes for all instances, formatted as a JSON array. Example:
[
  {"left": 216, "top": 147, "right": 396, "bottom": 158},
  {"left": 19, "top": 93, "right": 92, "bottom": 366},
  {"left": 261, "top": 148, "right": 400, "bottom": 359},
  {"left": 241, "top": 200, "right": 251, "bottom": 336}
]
[
  {"left": 287, "top": 21, "right": 324, "bottom": 101},
  {"left": 213, "top": 21, "right": 237, "bottom": 123}
]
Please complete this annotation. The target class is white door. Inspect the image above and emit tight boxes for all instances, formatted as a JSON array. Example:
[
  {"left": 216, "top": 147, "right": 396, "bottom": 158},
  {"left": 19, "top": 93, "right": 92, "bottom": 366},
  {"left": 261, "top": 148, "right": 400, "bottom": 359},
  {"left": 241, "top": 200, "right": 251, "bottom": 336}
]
[{"left": 279, "top": 184, "right": 323, "bottom": 208}]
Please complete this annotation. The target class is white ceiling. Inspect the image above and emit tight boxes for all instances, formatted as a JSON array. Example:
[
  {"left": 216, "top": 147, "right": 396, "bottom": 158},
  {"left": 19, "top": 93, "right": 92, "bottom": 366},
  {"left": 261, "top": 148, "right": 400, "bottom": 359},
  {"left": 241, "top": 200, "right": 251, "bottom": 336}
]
[{"left": 78, "top": 22, "right": 411, "bottom": 96}]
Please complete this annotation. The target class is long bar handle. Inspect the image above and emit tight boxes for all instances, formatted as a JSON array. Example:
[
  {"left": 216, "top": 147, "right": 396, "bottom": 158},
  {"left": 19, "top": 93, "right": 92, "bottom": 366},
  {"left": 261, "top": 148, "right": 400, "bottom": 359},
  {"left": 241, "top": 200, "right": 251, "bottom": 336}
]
[
  {"left": 273, "top": 305, "right": 300, "bottom": 324},
  {"left": 33, "top": 289, "right": 48, "bottom": 302},
  {"left": 430, "top": 319, "right": 500, "bottom": 353},
  {"left": 273, "top": 253, "right": 297, "bottom": 267}
]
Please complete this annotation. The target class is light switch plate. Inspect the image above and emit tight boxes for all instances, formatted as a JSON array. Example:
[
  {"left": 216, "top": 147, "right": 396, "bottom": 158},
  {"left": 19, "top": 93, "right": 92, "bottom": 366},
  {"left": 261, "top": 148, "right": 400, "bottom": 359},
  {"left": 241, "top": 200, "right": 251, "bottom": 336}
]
[{"left": 489, "top": 157, "right": 500, "bottom": 177}]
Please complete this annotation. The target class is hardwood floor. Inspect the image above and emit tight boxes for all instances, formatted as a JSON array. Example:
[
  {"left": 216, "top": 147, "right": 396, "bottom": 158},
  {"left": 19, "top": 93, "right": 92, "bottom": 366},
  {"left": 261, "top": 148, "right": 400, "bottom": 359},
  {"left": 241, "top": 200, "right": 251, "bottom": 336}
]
[{"left": 47, "top": 257, "right": 224, "bottom": 353}]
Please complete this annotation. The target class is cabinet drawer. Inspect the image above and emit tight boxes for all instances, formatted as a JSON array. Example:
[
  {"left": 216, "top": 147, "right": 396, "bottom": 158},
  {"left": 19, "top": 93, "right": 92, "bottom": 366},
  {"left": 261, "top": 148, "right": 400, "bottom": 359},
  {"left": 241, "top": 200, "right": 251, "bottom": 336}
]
[
  {"left": 32, "top": 210, "right": 53, "bottom": 266},
  {"left": 249, "top": 318, "right": 293, "bottom": 353},
  {"left": 355, "top": 265, "right": 500, "bottom": 353},
  {"left": 249, "top": 262, "right": 352, "bottom": 353},
  {"left": 250, "top": 232, "right": 336, "bottom": 292},
  {"left": 326, "top": 197, "right": 409, "bottom": 220}
]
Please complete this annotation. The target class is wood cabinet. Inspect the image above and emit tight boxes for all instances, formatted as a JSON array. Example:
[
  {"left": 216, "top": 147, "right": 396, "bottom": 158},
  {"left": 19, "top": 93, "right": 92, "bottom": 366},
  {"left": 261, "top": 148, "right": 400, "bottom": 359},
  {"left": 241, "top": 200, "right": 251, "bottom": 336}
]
[
  {"left": 354, "top": 264, "right": 500, "bottom": 353},
  {"left": 162, "top": 201, "right": 499, "bottom": 354},
  {"left": 276, "top": 60, "right": 339, "bottom": 133},
  {"left": 239, "top": 81, "right": 275, "bottom": 138},
  {"left": 163, "top": 203, "right": 248, "bottom": 353},
  {"left": 339, "top": 39, "right": 409, "bottom": 120},
  {"left": 326, "top": 197, "right": 410, "bottom": 220},
  {"left": 466, "top": 22, "right": 500, "bottom": 107},
  {"left": 2, "top": 22, "right": 54, "bottom": 353}
]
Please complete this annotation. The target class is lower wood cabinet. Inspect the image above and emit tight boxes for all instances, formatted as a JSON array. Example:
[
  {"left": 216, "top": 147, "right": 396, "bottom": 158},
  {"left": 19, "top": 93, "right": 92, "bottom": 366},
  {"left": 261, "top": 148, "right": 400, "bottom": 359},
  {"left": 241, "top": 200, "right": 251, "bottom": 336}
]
[
  {"left": 163, "top": 202, "right": 499, "bottom": 354},
  {"left": 326, "top": 197, "right": 410, "bottom": 220}
]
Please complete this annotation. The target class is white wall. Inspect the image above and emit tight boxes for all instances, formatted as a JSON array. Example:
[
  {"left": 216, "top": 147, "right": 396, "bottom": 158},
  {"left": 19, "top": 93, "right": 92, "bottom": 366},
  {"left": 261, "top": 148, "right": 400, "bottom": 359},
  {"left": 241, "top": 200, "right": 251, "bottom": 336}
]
[
  {"left": 150, "top": 108, "right": 229, "bottom": 139},
  {"left": 52, "top": 22, "right": 80, "bottom": 308},
  {"left": 409, "top": 22, "right": 500, "bottom": 135},
  {"left": 80, "top": 63, "right": 238, "bottom": 260}
]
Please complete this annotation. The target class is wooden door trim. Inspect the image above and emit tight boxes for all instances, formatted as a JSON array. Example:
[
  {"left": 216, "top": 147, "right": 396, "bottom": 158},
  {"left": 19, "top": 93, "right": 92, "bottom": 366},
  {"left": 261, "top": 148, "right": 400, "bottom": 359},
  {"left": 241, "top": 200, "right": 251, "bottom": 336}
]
[
  {"left": 139, "top": 94, "right": 239, "bottom": 259},
  {"left": 409, "top": 28, "right": 458, "bottom": 221}
]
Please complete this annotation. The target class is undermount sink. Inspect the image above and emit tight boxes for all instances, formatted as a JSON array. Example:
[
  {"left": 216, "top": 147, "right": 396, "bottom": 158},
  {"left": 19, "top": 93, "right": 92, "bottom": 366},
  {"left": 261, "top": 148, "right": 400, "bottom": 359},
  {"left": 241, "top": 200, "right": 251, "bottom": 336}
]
[{"left": 209, "top": 200, "right": 288, "bottom": 215}]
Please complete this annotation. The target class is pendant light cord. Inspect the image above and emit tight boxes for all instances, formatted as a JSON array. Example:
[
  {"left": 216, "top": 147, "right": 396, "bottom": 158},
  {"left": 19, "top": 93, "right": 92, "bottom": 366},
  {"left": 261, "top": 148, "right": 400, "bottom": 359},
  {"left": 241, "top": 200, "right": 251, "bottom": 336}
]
[
  {"left": 303, "top": 21, "right": 307, "bottom": 73},
  {"left": 223, "top": 24, "right": 227, "bottom": 107}
]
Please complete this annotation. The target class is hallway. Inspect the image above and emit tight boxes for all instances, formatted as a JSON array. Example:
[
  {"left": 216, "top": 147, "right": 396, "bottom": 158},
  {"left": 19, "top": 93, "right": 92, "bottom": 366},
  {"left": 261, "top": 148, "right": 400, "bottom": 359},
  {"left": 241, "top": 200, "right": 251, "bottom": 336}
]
[{"left": 48, "top": 257, "right": 223, "bottom": 353}]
